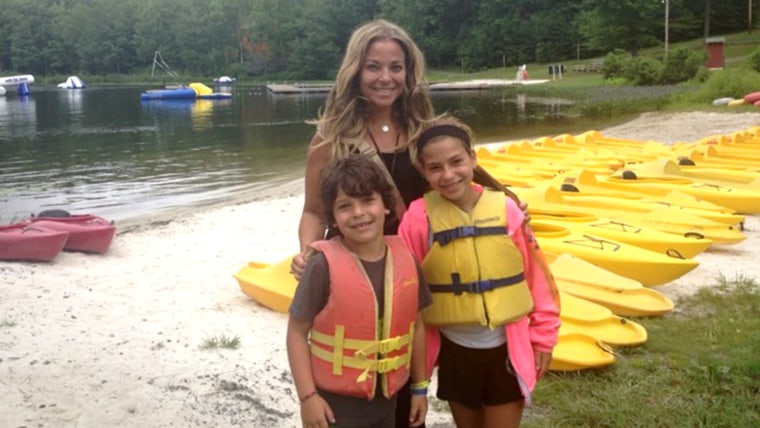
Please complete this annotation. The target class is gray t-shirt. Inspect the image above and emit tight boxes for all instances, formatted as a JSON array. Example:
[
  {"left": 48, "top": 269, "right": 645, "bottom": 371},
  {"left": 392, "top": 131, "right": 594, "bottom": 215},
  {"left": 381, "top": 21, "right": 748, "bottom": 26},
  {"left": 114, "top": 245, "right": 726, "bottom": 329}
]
[{"left": 289, "top": 251, "right": 432, "bottom": 428}]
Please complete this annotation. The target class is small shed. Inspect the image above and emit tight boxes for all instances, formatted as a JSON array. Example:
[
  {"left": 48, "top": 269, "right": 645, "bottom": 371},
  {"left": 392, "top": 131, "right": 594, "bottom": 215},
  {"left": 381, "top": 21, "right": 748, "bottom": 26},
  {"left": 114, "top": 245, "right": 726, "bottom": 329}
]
[{"left": 704, "top": 37, "right": 725, "bottom": 69}]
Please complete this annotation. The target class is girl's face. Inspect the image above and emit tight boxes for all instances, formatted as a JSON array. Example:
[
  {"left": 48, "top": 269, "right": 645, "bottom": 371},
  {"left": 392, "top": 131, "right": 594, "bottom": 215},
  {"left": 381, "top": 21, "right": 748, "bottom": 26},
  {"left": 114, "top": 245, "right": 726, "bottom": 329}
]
[
  {"left": 419, "top": 137, "right": 477, "bottom": 209},
  {"left": 332, "top": 188, "right": 388, "bottom": 250},
  {"left": 359, "top": 38, "right": 406, "bottom": 111}
]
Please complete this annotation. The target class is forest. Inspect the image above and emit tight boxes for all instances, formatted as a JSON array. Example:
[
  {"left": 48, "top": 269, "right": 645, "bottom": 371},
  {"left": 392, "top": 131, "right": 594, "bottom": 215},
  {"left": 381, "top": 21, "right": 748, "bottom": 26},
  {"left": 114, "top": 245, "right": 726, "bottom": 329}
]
[{"left": 0, "top": 0, "right": 755, "bottom": 79}]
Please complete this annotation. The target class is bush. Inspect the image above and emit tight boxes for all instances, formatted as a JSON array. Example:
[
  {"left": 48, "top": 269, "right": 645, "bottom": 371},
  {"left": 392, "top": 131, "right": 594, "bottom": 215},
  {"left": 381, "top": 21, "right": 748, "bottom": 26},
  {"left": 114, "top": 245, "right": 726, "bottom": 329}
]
[
  {"left": 661, "top": 47, "right": 708, "bottom": 84},
  {"left": 602, "top": 49, "right": 630, "bottom": 79},
  {"left": 624, "top": 56, "right": 662, "bottom": 86},
  {"left": 745, "top": 47, "right": 760, "bottom": 72}
]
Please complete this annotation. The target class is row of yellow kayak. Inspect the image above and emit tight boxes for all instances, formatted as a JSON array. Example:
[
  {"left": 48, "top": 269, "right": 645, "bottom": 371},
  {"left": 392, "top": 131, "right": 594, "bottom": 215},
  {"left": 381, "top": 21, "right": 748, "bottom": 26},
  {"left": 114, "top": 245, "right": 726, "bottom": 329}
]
[
  {"left": 473, "top": 126, "right": 759, "bottom": 370},
  {"left": 232, "top": 126, "right": 758, "bottom": 372}
]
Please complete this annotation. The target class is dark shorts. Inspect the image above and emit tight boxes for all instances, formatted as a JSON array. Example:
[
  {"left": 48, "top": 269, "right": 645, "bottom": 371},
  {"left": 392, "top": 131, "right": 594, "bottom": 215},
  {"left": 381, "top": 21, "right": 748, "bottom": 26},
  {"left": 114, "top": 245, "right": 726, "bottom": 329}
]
[{"left": 436, "top": 334, "right": 524, "bottom": 409}]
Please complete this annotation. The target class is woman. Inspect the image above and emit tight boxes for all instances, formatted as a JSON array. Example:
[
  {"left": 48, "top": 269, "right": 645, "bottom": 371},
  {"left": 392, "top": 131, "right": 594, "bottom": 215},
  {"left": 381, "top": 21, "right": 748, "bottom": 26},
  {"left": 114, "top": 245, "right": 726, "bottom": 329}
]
[{"left": 292, "top": 19, "right": 526, "bottom": 428}]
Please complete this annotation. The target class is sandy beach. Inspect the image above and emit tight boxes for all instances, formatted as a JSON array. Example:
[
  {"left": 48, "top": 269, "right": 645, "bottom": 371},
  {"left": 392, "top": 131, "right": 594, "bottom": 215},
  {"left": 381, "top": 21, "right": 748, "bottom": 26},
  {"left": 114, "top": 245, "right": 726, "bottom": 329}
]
[{"left": 2, "top": 111, "right": 759, "bottom": 427}]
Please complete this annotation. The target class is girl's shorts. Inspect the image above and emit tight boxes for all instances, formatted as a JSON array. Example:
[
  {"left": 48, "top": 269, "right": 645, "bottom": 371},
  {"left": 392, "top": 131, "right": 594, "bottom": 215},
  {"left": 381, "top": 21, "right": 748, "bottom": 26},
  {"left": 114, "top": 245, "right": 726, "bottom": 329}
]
[{"left": 436, "top": 333, "right": 524, "bottom": 409}]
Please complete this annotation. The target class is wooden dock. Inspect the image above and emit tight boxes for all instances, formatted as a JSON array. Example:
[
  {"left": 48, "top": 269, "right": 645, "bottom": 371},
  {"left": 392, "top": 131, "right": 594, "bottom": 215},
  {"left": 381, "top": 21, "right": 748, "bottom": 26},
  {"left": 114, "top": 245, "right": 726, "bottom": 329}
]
[
  {"left": 266, "top": 79, "right": 549, "bottom": 94},
  {"left": 266, "top": 83, "right": 333, "bottom": 94}
]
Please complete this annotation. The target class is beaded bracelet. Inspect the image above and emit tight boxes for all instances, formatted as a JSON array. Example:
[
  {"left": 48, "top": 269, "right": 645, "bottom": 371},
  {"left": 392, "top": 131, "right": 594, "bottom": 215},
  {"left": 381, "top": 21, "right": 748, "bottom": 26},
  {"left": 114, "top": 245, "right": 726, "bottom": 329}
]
[{"left": 299, "top": 390, "right": 317, "bottom": 403}]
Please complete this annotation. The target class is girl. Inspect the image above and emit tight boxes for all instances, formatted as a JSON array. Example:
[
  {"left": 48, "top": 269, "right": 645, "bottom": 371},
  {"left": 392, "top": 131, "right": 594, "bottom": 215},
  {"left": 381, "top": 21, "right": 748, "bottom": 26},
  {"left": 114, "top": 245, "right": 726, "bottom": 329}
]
[
  {"left": 399, "top": 116, "right": 561, "bottom": 428},
  {"left": 287, "top": 155, "right": 432, "bottom": 428}
]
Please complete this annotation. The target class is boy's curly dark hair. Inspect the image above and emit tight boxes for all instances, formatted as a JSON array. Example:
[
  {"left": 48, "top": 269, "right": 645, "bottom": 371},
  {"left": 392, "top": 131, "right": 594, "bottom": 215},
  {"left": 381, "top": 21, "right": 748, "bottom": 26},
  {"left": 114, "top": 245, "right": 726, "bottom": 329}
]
[{"left": 319, "top": 155, "right": 396, "bottom": 231}]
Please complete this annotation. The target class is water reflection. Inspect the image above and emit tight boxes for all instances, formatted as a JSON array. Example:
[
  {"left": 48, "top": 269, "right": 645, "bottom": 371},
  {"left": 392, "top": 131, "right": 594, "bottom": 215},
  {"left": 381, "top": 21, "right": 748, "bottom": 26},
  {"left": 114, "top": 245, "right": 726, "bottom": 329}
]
[
  {"left": 0, "top": 86, "right": 623, "bottom": 225},
  {"left": 0, "top": 95, "right": 37, "bottom": 139}
]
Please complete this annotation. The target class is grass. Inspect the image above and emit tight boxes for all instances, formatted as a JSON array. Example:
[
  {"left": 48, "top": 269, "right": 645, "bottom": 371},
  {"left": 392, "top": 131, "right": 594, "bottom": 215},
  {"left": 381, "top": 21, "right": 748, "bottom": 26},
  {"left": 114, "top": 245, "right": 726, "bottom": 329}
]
[
  {"left": 523, "top": 276, "right": 760, "bottom": 428},
  {"left": 199, "top": 334, "right": 241, "bottom": 350}
]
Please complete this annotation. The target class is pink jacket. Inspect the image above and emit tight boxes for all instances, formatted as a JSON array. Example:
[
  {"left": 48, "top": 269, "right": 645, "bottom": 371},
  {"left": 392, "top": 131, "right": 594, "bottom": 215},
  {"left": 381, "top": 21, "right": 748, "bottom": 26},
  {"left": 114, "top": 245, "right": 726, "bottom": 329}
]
[{"left": 398, "top": 187, "right": 560, "bottom": 404}]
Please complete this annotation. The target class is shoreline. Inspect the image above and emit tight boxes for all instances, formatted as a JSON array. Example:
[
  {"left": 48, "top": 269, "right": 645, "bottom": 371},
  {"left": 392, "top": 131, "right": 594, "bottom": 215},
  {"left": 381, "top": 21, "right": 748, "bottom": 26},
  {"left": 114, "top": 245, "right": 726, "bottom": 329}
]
[{"left": 2, "top": 111, "right": 760, "bottom": 427}]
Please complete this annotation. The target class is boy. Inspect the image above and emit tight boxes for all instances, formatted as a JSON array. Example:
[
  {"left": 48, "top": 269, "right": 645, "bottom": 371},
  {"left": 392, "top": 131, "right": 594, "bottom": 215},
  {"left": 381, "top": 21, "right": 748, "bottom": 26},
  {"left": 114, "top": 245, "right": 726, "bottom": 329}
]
[{"left": 287, "top": 155, "right": 432, "bottom": 428}]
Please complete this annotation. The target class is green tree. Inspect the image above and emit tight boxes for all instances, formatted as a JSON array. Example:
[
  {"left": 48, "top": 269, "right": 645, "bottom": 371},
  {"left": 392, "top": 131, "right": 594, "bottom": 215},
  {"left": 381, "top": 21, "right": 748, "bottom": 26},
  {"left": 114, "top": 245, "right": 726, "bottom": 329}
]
[
  {"left": 6, "top": 0, "right": 56, "bottom": 74},
  {"left": 577, "top": 0, "right": 661, "bottom": 56}
]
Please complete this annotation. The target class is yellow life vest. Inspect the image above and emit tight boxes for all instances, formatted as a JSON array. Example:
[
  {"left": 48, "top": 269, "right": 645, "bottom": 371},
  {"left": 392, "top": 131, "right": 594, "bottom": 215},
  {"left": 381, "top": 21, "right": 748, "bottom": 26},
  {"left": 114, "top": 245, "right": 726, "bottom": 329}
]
[
  {"left": 309, "top": 237, "right": 419, "bottom": 400},
  {"left": 421, "top": 189, "right": 534, "bottom": 328}
]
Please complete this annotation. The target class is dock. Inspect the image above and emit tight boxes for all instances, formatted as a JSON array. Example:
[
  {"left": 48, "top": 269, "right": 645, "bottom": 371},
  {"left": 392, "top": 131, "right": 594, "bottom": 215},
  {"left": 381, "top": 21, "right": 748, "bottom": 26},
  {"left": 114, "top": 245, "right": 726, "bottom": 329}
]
[
  {"left": 266, "top": 83, "right": 333, "bottom": 94},
  {"left": 266, "top": 79, "right": 549, "bottom": 94}
]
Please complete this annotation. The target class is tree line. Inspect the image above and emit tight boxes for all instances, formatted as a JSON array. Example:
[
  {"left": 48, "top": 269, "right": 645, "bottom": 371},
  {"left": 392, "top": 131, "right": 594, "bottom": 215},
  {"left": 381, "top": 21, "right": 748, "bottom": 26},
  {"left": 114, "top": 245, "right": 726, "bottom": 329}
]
[{"left": 0, "top": 0, "right": 754, "bottom": 80}]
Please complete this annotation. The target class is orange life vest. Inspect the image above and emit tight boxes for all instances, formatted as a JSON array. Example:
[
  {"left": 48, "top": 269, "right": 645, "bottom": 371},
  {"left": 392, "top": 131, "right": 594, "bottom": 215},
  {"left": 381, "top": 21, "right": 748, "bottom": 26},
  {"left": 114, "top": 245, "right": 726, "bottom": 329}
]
[{"left": 309, "top": 236, "right": 420, "bottom": 400}]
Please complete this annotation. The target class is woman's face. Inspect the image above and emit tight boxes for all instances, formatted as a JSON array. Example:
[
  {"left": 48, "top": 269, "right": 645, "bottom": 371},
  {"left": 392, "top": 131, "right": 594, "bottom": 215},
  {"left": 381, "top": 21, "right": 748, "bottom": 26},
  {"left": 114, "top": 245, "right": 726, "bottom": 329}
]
[{"left": 359, "top": 38, "right": 406, "bottom": 110}]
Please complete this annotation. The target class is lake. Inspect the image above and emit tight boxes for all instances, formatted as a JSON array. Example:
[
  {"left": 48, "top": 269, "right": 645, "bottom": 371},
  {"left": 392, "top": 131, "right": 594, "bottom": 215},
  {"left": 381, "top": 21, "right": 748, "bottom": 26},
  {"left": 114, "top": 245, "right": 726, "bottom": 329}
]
[{"left": 0, "top": 84, "right": 624, "bottom": 225}]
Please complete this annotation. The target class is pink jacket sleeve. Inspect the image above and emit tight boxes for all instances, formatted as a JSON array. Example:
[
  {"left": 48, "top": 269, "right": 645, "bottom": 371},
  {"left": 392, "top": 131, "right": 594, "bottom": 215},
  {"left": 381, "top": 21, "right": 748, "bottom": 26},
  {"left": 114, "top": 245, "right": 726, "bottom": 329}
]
[
  {"left": 398, "top": 198, "right": 430, "bottom": 262},
  {"left": 506, "top": 198, "right": 561, "bottom": 353}
]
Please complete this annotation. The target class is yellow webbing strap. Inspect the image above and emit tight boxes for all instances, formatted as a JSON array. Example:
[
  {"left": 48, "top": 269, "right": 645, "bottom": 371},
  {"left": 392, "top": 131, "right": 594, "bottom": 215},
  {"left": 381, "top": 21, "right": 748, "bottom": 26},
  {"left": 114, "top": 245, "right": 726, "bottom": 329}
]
[
  {"left": 309, "top": 344, "right": 410, "bottom": 382},
  {"left": 405, "top": 321, "right": 415, "bottom": 370},
  {"left": 310, "top": 329, "right": 411, "bottom": 357}
]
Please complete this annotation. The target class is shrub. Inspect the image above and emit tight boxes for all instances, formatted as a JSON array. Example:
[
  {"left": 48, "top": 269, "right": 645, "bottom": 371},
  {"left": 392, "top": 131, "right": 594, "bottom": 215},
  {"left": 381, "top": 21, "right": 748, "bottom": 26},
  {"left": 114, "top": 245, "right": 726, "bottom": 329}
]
[
  {"left": 602, "top": 49, "right": 630, "bottom": 79},
  {"left": 624, "top": 56, "right": 662, "bottom": 86},
  {"left": 745, "top": 47, "right": 760, "bottom": 72},
  {"left": 661, "top": 47, "right": 708, "bottom": 84}
]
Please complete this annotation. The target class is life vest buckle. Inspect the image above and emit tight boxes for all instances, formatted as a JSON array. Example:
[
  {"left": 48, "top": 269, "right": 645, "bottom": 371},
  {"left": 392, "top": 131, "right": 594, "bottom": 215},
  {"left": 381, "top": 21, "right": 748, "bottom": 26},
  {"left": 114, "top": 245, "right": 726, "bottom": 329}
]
[
  {"left": 375, "top": 355, "right": 403, "bottom": 374},
  {"left": 355, "top": 335, "right": 407, "bottom": 358}
]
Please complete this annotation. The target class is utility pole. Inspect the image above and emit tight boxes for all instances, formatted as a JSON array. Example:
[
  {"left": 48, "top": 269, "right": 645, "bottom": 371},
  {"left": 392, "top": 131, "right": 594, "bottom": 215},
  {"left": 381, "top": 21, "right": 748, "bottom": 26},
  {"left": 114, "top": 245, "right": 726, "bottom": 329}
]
[{"left": 665, "top": 0, "right": 670, "bottom": 58}]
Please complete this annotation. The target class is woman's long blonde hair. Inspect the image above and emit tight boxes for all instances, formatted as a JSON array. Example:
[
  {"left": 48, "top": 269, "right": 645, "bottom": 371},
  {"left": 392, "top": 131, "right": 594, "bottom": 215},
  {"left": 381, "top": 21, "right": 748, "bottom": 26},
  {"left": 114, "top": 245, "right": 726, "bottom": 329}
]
[{"left": 311, "top": 19, "right": 434, "bottom": 157}]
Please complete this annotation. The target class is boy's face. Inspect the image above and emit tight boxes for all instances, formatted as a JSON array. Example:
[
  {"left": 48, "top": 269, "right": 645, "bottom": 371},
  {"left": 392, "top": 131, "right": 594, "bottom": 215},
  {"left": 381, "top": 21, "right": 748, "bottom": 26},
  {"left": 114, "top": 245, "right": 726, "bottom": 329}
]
[{"left": 332, "top": 188, "right": 388, "bottom": 248}]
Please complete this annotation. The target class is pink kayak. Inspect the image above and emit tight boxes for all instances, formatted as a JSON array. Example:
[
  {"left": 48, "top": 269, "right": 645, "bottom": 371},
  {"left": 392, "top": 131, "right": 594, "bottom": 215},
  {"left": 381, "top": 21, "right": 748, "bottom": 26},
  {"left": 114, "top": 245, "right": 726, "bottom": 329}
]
[
  {"left": 0, "top": 223, "right": 70, "bottom": 261},
  {"left": 25, "top": 214, "right": 116, "bottom": 253}
]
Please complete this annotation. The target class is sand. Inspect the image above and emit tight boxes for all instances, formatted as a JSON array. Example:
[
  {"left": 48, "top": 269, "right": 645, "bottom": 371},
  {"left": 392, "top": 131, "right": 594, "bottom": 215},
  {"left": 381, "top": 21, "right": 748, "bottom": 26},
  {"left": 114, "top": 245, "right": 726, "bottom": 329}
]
[{"left": 1, "top": 112, "right": 759, "bottom": 427}]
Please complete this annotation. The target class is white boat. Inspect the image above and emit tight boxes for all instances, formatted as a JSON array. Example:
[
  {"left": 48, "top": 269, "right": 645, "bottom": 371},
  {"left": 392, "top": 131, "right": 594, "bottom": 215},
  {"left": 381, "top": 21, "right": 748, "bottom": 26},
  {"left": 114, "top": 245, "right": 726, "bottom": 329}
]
[{"left": 57, "top": 76, "right": 86, "bottom": 89}]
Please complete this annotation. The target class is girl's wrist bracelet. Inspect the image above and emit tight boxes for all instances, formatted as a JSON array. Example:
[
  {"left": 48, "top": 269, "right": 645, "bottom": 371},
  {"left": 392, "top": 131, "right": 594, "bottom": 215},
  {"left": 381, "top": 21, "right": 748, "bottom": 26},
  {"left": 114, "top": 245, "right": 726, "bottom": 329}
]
[
  {"left": 299, "top": 390, "right": 317, "bottom": 403},
  {"left": 411, "top": 379, "right": 430, "bottom": 389},
  {"left": 410, "top": 387, "right": 428, "bottom": 396}
]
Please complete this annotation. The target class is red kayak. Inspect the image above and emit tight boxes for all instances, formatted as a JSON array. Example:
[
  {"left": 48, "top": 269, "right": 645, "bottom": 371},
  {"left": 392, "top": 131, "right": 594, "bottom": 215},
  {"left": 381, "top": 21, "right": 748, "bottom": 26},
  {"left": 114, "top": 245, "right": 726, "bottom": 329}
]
[
  {"left": 25, "top": 214, "right": 116, "bottom": 253},
  {"left": 0, "top": 223, "right": 70, "bottom": 261}
]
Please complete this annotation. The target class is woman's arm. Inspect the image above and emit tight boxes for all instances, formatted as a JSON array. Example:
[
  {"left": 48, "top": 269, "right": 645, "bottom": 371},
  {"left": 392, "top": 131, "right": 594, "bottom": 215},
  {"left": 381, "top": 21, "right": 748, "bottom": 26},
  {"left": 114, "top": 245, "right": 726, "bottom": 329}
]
[{"left": 293, "top": 137, "right": 332, "bottom": 279}]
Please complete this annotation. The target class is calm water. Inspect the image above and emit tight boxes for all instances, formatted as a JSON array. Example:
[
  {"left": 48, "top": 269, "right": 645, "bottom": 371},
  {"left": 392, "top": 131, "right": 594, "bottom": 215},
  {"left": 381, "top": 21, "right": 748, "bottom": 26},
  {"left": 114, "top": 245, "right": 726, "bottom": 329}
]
[{"left": 0, "top": 85, "right": 621, "bottom": 225}]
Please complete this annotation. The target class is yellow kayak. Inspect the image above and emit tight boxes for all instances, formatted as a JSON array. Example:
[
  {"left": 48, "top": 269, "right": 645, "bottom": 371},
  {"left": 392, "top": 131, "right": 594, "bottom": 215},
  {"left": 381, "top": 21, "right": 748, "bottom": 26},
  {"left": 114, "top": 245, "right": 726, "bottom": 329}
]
[
  {"left": 559, "top": 292, "right": 648, "bottom": 346},
  {"left": 606, "top": 171, "right": 760, "bottom": 214},
  {"left": 529, "top": 220, "right": 699, "bottom": 286},
  {"left": 547, "top": 252, "right": 643, "bottom": 291},
  {"left": 533, "top": 209, "right": 712, "bottom": 259},
  {"left": 516, "top": 186, "right": 746, "bottom": 245},
  {"left": 556, "top": 279, "right": 674, "bottom": 317},
  {"left": 550, "top": 332, "right": 616, "bottom": 371},
  {"left": 553, "top": 168, "right": 738, "bottom": 214},
  {"left": 233, "top": 256, "right": 297, "bottom": 314},
  {"left": 622, "top": 159, "right": 760, "bottom": 191}
]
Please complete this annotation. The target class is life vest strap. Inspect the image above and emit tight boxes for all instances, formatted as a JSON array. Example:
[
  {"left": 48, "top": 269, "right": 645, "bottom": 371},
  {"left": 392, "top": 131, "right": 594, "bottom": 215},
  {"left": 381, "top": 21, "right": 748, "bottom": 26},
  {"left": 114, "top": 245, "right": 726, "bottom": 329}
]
[
  {"left": 309, "top": 343, "right": 411, "bottom": 382},
  {"left": 429, "top": 272, "right": 526, "bottom": 295},
  {"left": 310, "top": 329, "right": 411, "bottom": 356},
  {"left": 432, "top": 225, "right": 506, "bottom": 246}
]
